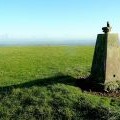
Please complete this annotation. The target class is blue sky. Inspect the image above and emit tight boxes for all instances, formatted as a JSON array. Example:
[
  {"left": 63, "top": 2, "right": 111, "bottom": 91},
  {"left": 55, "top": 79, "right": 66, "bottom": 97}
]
[{"left": 0, "top": 0, "right": 120, "bottom": 42}]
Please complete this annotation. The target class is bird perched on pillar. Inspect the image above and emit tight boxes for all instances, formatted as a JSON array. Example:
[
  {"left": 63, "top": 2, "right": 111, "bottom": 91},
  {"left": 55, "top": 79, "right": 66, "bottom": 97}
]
[{"left": 102, "top": 21, "right": 112, "bottom": 33}]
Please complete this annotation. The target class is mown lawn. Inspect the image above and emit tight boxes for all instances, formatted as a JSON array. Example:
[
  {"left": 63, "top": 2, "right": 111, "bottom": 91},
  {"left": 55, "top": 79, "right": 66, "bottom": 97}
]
[
  {"left": 0, "top": 46, "right": 120, "bottom": 120},
  {"left": 0, "top": 46, "right": 93, "bottom": 86}
]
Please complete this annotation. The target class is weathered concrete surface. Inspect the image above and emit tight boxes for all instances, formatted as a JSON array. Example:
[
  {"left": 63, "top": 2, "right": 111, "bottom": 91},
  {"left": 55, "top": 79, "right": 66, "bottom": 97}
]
[
  {"left": 91, "top": 33, "right": 120, "bottom": 84},
  {"left": 105, "top": 34, "right": 120, "bottom": 83}
]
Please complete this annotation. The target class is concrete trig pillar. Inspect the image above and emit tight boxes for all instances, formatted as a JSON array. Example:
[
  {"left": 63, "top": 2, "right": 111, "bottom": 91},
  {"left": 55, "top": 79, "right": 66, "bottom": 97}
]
[{"left": 91, "top": 22, "right": 120, "bottom": 85}]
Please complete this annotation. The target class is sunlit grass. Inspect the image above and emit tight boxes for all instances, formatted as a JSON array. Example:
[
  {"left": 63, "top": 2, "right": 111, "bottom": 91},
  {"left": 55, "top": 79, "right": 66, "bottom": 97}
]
[
  {"left": 0, "top": 46, "right": 94, "bottom": 86},
  {"left": 0, "top": 46, "right": 119, "bottom": 119}
]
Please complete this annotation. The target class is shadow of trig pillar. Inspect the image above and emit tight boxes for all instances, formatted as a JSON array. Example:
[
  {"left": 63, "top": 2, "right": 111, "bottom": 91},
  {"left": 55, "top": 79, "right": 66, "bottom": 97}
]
[{"left": 91, "top": 22, "right": 120, "bottom": 85}]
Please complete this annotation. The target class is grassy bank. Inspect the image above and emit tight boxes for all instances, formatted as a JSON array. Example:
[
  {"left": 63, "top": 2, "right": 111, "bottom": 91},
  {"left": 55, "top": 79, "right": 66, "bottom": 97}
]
[{"left": 0, "top": 83, "right": 120, "bottom": 120}]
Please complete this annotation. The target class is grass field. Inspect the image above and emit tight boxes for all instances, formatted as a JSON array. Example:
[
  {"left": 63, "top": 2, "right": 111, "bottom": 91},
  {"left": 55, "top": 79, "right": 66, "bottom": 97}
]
[
  {"left": 0, "top": 46, "right": 93, "bottom": 86},
  {"left": 0, "top": 46, "right": 120, "bottom": 120}
]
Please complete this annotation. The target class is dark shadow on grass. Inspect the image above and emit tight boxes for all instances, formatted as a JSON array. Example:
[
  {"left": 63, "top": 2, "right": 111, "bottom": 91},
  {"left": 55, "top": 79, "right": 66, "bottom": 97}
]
[
  {"left": 0, "top": 73, "right": 77, "bottom": 93},
  {"left": 0, "top": 73, "right": 104, "bottom": 94},
  {"left": 76, "top": 75, "right": 104, "bottom": 92}
]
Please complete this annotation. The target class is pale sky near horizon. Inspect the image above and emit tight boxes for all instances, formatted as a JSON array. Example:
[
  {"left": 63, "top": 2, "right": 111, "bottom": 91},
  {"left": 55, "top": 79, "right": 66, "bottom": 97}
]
[{"left": 0, "top": 0, "right": 120, "bottom": 41}]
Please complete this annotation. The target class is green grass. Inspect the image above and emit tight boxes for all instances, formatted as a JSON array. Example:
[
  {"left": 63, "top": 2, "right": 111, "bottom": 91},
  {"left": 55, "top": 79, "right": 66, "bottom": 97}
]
[
  {"left": 0, "top": 46, "right": 120, "bottom": 120},
  {"left": 0, "top": 46, "right": 93, "bottom": 86}
]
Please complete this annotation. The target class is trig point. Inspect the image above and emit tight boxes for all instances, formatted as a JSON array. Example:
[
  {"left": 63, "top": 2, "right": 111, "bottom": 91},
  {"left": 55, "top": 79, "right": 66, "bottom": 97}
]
[{"left": 91, "top": 22, "right": 120, "bottom": 87}]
